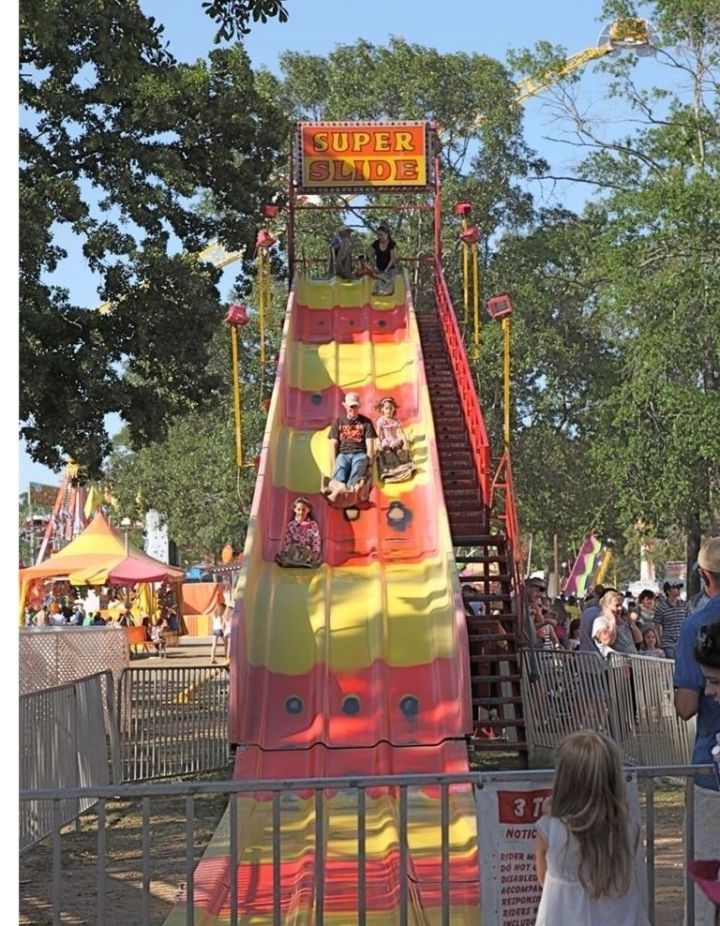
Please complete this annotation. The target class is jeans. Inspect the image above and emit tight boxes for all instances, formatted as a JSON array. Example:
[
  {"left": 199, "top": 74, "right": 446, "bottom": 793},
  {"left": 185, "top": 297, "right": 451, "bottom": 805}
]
[{"left": 333, "top": 452, "right": 368, "bottom": 488}]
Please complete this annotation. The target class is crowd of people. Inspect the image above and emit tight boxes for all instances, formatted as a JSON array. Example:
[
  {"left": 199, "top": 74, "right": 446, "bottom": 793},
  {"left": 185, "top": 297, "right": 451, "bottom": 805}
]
[
  {"left": 526, "top": 536, "right": 720, "bottom": 926},
  {"left": 522, "top": 575, "right": 707, "bottom": 661},
  {"left": 24, "top": 585, "right": 180, "bottom": 657}
]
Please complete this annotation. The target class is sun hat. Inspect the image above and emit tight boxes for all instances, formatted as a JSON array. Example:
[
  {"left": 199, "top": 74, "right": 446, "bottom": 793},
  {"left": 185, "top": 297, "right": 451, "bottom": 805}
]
[
  {"left": 343, "top": 392, "right": 361, "bottom": 407},
  {"left": 698, "top": 536, "right": 720, "bottom": 573}
]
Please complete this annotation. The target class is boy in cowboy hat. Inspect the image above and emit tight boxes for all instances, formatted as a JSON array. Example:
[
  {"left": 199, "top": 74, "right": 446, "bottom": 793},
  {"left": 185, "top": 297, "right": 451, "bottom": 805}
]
[{"left": 322, "top": 392, "right": 376, "bottom": 505}]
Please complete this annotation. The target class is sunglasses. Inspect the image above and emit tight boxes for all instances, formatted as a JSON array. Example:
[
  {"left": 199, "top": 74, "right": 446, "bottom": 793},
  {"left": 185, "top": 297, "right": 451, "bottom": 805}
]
[{"left": 697, "top": 624, "right": 719, "bottom": 656}]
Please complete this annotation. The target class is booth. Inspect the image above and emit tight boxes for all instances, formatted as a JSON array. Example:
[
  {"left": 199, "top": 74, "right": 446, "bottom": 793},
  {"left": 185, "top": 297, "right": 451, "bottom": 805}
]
[{"left": 19, "top": 512, "right": 186, "bottom": 651}]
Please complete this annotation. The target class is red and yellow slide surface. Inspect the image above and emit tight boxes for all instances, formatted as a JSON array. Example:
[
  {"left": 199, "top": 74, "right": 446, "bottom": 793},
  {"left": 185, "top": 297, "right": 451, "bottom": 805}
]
[{"left": 166, "top": 274, "right": 480, "bottom": 924}]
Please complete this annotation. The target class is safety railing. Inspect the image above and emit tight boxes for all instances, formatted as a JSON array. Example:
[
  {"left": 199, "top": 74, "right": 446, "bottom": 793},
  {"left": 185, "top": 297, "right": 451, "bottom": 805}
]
[
  {"left": 521, "top": 649, "right": 695, "bottom": 766},
  {"left": 19, "top": 671, "right": 121, "bottom": 852},
  {"left": 433, "top": 259, "right": 492, "bottom": 504},
  {"left": 19, "top": 766, "right": 711, "bottom": 926},
  {"left": 118, "top": 665, "right": 231, "bottom": 782}
]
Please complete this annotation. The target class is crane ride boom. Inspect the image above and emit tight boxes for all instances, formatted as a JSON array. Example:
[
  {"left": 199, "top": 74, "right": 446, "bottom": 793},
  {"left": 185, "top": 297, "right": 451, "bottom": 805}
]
[{"left": 466, "top": 18, "right": 654, "bottom": 133}]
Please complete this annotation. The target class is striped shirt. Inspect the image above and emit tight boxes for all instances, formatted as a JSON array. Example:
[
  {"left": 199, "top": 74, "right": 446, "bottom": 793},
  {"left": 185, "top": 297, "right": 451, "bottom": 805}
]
[{"left": 655, "top": 597, "right": 689, "bottom": 656}]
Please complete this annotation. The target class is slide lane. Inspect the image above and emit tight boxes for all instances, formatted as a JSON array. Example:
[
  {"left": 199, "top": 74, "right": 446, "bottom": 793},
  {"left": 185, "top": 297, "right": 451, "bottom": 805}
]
[{"left": 166, "top": 275, "right": 480, "bottom": 925}]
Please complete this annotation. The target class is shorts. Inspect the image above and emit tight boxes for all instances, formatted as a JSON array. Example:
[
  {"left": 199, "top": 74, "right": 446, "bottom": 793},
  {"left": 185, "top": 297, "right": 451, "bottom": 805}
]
[{"left": 212, "top": 628, "right": 224, "bottom": 637}]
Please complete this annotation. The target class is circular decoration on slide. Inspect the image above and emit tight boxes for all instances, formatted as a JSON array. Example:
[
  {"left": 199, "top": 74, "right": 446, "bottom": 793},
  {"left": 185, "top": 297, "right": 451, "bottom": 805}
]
[
  {"left": 285, "top": 696, "right": 304, "bottom": 714},
  {"left": 310, "top": 394, "right": 323, "bottom": 405},
  {"left": 386, "top": 500, "right": 412, "bottom": 532},
  {"left": 341, "top": 695, "right": 361, "bottom": 715},
  {"left": 399, "top": 695, "right": 419, "bottom": 718}
]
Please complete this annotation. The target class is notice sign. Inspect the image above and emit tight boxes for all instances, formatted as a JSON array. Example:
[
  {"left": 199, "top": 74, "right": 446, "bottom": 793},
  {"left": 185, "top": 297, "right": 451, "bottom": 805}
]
[
  {"left": 478, "top": 780, "right": 552, "bottom": 926},
  {"left": 297, "top": 121, "right": 430, "bottom": 192},
  {"left": 478, "top": 777, "right": 646, "bottom": 926}
]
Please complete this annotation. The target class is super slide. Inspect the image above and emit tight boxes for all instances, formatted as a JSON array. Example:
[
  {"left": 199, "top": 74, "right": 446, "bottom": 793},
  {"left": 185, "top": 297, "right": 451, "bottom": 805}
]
[{"left": 165, "top": 271, "right": 481, "bottom": 924}]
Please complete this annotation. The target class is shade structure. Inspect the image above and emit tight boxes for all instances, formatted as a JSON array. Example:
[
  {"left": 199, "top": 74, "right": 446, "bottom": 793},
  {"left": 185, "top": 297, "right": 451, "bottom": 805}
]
[{"left": 19, "top": 511, "right": 185, "bottom": 587}]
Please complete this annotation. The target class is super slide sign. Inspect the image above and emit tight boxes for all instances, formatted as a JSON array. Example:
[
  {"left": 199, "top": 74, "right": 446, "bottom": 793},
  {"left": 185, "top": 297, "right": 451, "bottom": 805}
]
[{"left": 296, "top": 121, "right": 432, "bottom": 192}]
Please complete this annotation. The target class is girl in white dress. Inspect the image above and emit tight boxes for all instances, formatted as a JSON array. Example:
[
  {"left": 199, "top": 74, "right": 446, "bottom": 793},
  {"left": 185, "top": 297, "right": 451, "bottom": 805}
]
[{"left": 534, "top": 730, "right": 650, "bottom": 926}]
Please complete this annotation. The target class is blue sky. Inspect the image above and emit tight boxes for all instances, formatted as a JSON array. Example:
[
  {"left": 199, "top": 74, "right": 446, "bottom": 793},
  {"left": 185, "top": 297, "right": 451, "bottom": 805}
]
[{"left": 17, "top": 1, "right": 668, "bottom": 490}]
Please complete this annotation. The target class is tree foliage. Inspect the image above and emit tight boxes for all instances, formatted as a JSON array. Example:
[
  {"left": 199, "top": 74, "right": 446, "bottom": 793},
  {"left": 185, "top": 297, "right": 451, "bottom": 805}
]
[
  {"left": 496, "top": 0, "right": 720, "bottom": 576},
  {"left": 104, "top": 297, "right": 281, "bottom": 564},
  {"left": 20, "top": 1, "right": 289, "bottom": 474}
]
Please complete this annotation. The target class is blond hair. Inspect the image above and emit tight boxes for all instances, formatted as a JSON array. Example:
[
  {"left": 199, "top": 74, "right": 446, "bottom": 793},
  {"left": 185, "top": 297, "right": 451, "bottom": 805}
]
[{"left": 550, "top": 731, "right": 633, "bottom": 899}]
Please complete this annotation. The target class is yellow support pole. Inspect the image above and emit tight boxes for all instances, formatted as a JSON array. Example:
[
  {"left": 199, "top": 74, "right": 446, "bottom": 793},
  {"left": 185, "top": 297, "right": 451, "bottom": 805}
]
[
  {"left": 503, "top": 316, "right": 511, "bottom": 446},
  {"left": 462, "top": 216, "right": 469, "bottom": 327},
  {"left": 229, "top": 325, "right": 243, "bottom": 467},
  {"left": 472, "top": 241, "right": 480, "bottom": 360}
]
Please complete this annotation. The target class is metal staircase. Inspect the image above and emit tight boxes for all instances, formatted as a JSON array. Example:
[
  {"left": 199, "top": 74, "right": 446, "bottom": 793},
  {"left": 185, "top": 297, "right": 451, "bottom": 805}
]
[{"left": 416, "top": 280, "right": 527, "bottom": 761}]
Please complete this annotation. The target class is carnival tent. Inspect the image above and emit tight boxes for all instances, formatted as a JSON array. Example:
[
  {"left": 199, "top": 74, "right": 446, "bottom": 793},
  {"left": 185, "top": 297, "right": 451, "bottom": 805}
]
[{"left": 19, "top": 511, "right": 185, "bottom": 587}]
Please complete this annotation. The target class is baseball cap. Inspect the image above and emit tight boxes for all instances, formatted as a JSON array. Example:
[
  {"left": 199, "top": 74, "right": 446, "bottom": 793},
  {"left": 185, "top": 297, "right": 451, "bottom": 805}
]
[{"left": 343, "top": 392, "right": 360, "bottom": 407}]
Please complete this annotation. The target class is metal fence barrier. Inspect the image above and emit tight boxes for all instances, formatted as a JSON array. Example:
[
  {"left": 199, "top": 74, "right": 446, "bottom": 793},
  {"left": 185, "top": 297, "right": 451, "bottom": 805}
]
[
  {"left": 521, "top": 649, "right": 696, "bottom": 766},
  {"left": 118, "top": 665, "right": 231, "bottom": 781},
  {"left": 19, "top": 765, "right": 712, "bottom": 926},
  {"left": 19, "top": 671, "right": 121, "bottom": 852}
]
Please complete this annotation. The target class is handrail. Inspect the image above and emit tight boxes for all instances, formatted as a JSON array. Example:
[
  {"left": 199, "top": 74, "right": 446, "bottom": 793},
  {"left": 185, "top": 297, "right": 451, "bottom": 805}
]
[
  {"left": 490, "top": 447, "right": 532, "bottom": 639},
  {"left": 433, "top": 260, "right": 492, "bottom": 505}
]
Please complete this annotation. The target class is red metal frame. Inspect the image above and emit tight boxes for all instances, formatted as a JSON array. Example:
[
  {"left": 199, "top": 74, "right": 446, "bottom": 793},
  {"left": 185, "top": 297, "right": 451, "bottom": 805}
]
[{"left": 432, "top": 260, "right": 492, "bottom": 505}]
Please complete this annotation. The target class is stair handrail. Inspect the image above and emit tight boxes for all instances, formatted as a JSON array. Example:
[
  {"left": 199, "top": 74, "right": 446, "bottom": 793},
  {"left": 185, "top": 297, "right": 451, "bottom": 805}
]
[
  {"left": 433, "top": 260, "right": 492, "bottom": 505},
  {"left": 491, "top": 446, "right": 532, "bottom": 645}
]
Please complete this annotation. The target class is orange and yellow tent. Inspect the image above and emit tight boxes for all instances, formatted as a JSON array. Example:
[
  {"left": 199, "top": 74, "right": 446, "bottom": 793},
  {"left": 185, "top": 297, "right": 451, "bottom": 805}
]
[{"left": 19, "top": 511, "right": 184, "bottom": 589}]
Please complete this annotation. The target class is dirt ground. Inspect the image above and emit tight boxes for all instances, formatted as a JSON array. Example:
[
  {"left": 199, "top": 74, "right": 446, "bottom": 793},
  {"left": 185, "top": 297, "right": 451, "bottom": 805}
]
[
  {"left": 19, "top": 643, "right": 687, "bottom": 925},
  {"left": 19, "top": 770, "right": 686, "bottom": 926}
]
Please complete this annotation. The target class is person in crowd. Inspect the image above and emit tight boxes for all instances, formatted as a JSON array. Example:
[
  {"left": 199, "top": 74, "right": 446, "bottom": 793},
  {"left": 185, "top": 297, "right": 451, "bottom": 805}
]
[
  {"left": 657, "top": 579, "right": 689, "bottom": 658},
  {"left": 374, "top": 396, "right": 415, "bottom": 482},
  {"left": 534, "top": 730, "right": 650, "bottom": 925},
  {"left": 552, "top": 597, "right": 571, "bottom": 648},
  {"left": 579, "top": 584, "right": 607, "bottom": 651},
  {"left": 49, "top": 607, "right": 67, "bottom": 626},
  {"left": 150, "top": 615, "right": 169, "bottom": 657},
  {"left": 91, "top": 612, "right": 106, "bottom": 626},
  {"left": 690, "top": 562, "right": 711, "bottom": 615},
  {"left": 599, "top": 590, "right": 640, "bottom": 654},
  {"left": 636, "top": 589, "right": 659, "bottom": 639},
  {"left": 275, "top": 496, "right": 322, "bottom": 568},
  {"left": 639, "top": 625, "right": 665, "bottom": 658},
  {"left": 328, "top": 227, "right": 354, "bottom": 279},
  {"left": 674, "top": 538, "right": 720, "bottom": 926},
  {"left": 462, "top": 583, "right": 479, "bottom": 617},
  {"left": 368, "top": 224, "right": 400, "bottom": 276},
  {"left": 210, "top": 603, "right": 227, "bottom": 665},
  {"left": 592, "top": 613, "right": 618, "bottom": 658},
  {"left": 322, "top": 392, "right": 376, "bottom": 503},
  {"left": 617, "top": 602, "right": 643, "bottom": 653},
  {"left": 534, "top": 604, "right": 560, "bottom": 651},
  {"left": 567, "top": 617, "right": 582, "bottom": 650}
]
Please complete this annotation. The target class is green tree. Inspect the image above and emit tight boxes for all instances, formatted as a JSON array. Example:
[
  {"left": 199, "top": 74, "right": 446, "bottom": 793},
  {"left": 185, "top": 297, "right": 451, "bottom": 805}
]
[
  {"left": 104, "top": 288, "right": 281, "bottom": 564},
  {"left": 20, "top": 2, "right": 289, "bottom": 474},
  {"left": 506, "top": 0, "right": 720, "bottom": 582}
]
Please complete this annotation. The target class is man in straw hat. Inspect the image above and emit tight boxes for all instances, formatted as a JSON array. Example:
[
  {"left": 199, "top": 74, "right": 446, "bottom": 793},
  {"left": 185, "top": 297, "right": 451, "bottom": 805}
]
[
  {"left": 321, "top": 392, "right": 376, "bottom": 506},
  {"left": 674, "top": 536, "right": 720, "bottom": 925}
]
